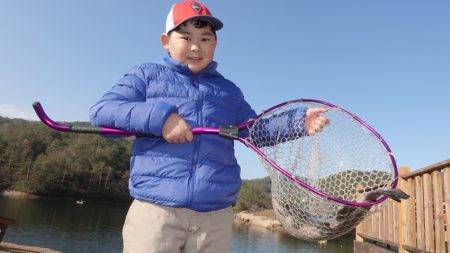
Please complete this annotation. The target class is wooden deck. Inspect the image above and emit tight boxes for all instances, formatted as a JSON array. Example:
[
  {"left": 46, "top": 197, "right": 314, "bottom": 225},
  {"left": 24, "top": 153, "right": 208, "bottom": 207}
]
[
  {"left": 1, "top": 214, "right": 60, "bottom": 252},
  {"left": 0, "top": 242, "right": 61, "bottom": 253},
  {"left": 0, "top": 217, "right": 15, "bottom": 244},
  {"left": 355, "top": 159, "right": 450, "bottom": 252}
]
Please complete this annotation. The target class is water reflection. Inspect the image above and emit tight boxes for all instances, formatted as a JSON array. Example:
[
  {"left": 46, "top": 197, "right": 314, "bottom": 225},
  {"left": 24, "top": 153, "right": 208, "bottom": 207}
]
[
  {"left": 1, "top": 196, "right": 353, "bottom": 253},
  {"left": 1, "top": 195, "right": 127, "bottom": 252},
  {"left": 232, "top": 224, "right": 353, "bottom": 253}
]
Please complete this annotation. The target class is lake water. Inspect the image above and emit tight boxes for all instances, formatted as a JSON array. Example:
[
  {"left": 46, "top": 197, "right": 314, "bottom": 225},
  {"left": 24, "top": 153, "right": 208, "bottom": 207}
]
[{"left": 0, "top": 195, "right": 354, "bottom": 253}]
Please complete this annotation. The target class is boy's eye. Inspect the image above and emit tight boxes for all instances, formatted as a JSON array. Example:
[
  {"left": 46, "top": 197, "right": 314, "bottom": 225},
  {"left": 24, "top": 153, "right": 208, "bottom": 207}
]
[
  {"left": 202, "top": 38, "right": 211, "bottom": 41},
  {"left": 180, "top": 37, "right": 190, "bottom": 41}
]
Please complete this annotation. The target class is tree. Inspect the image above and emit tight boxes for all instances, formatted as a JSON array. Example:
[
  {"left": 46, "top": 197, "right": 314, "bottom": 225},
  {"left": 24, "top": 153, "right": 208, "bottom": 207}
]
[
  {"left": 0, "top": 116, "right": 131, "bottom": 201},
  {"left": 235, "top": 179, "right": 272, "bottom": 211}
]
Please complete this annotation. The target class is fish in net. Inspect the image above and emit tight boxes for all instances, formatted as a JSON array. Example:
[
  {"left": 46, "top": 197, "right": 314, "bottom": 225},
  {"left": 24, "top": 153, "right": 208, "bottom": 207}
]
[{"left": 247, "top": 100, "right": 407, "bottom": 241}]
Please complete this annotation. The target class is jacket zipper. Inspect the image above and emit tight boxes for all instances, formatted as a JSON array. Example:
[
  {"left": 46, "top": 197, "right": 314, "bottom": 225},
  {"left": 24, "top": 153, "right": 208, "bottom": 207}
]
[{"left": 187, "top": 78, "right": 201, "bottom": 207}]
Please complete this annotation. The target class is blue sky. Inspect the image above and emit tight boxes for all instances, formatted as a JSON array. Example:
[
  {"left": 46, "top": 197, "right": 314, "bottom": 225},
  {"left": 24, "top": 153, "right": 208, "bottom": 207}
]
[{"left": 1, "top": 0, "right": 449, "bottom": 179}]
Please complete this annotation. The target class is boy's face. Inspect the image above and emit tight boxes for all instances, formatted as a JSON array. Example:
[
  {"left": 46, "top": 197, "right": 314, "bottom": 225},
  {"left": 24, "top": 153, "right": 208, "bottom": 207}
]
[{"left": 161, "top": 22, "right": 217, "bottom": 73}]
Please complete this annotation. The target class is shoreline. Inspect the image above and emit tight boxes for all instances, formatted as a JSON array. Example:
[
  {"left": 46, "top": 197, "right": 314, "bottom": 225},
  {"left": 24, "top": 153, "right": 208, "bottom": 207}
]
[
  {"left": 234, "top": 209, "right": 285, "bottom": 232},
  {"left": 0, "top": 191, "right": 130, "bottom": 206},
  {"left": 1, "top": 190, "right": 39, "bottom": 198}
]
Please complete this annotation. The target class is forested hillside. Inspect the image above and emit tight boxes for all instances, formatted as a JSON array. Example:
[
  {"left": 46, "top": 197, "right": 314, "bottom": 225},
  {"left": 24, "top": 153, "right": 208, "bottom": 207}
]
[
  {"left": 0, "top": 116, "right": 272, "bottom": 209},
  {"left": 0, "top": 116, "right": 131, "bottom": 201}
]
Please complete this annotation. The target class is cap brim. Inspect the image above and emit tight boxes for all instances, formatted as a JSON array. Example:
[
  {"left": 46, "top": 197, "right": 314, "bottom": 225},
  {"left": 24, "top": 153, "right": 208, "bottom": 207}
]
[
  {"left": 168, "top": 15, "right": 223, "bottom": 33},
  {"left": 192, "top": 16, "right": 223, "bottom": 31}
]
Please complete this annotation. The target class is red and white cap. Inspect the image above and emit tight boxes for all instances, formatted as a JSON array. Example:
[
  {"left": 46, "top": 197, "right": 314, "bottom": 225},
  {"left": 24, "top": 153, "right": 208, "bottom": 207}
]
[{"left": 165, "top": 1, "right": 223, "bottom": 33}]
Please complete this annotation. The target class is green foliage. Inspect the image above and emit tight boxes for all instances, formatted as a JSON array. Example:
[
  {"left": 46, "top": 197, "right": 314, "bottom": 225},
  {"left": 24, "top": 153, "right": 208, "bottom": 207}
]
[
  {"left": 0, "top": 116, "right": 132, "bottom": 201},
  {"left": 235, "top": 177, "right": 272, "bottom": 211},
  {"left": 0, "top": 116, "right": 274, "bottom": 206}
]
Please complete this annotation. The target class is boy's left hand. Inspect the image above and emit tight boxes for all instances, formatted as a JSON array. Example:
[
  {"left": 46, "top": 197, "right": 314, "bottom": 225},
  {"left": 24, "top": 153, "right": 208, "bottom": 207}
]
[
  {"left": 162, "top": 113, "right": 194, "bottom": 144},
  {"left": 305, "top": 108, "right": 329, "bottom": 135}
]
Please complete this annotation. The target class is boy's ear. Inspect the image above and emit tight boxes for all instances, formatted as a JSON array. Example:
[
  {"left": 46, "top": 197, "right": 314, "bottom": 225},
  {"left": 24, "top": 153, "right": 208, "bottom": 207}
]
[{"left": 160, "top": 33, "right": 170, "bottom": 50}]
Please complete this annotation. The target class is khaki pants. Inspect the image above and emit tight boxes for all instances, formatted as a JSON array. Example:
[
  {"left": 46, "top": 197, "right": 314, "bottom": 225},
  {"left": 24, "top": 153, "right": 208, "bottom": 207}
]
[{"left": 123, "top": 200, "right": 233, "bottom": 253}]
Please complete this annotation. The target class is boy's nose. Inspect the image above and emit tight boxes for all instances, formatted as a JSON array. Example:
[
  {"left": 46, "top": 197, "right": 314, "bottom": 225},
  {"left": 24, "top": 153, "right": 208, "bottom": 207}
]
[{"left": 191, "top": 44, "right": 200, "bottom": 52}]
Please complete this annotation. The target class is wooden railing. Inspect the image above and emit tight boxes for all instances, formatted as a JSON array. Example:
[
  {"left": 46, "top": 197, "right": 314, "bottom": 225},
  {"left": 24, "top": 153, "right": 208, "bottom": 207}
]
[
  {"left": 355, "top": 159, "right": 450, "bottom": 253},
  {"left": 0, "top": 216, "right": 16, "bottom": 243}
]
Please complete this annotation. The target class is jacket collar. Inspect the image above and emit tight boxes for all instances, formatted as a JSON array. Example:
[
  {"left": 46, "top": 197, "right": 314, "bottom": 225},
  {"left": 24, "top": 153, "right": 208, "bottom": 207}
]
[{"left": 161, "top": 56, "right": 220, "bottom": 77}]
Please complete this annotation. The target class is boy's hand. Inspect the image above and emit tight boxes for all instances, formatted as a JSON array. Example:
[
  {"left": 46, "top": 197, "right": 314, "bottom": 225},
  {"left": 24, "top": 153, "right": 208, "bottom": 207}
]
[
  {"left": 305, "top": 108, "right": 329, "bottom": 135},
  {"left": 162, "top": 113, "right": 193, "bottom": 144}
]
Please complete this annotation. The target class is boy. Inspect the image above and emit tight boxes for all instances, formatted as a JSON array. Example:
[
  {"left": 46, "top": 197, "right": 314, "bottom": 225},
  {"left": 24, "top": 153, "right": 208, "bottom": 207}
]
[{"left": 90, "top": 1, "right": 328, "bottom": 252}]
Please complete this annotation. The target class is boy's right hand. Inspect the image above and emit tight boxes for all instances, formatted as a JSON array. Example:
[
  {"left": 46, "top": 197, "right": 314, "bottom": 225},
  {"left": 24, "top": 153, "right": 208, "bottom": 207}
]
[{"left": 162, "top": 113, "right": 194, "bottom": 144}]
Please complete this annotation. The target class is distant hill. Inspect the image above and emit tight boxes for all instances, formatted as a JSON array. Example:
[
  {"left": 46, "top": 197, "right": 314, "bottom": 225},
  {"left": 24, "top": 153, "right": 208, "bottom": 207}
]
[
  {"left": 0, "top": 116, "right": 132, "bottom": 201},
  {"left": 0, "top": 116, "right": 272, "bottom": 210}
]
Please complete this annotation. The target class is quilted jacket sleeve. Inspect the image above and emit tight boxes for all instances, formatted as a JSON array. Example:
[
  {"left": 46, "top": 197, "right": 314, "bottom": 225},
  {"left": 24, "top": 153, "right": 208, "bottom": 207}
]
[
  {"left": 89, "top": 65, "right": 177, "bottom": 136},
  {"left": 250, "top": 107, "right": 307, "bottom": 147},
  {"left": 237, "top": 96, "right": 257, "bottom": 125}
]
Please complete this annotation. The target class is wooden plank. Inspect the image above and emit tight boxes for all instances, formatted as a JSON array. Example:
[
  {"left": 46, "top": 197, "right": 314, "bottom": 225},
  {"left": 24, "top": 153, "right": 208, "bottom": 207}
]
[
  {"left": 402, "top": 244, "right": 435, "bottom": 253},
  {"left": 406, "top": 178, "right": 417, "bottom": 248},
  {"left": 0, "top": 216, "right": 16, "bottom": 225},
  {"left": 385, "top": 202, "right": 391, "bottom": 242},
  {"left": 372, "top": 207, "right": 378, "bottom": 238},
  {"left": 387, "top": 199, "right": 393, "bottom": 243},
  {"left": 353, "top": 240, "right": 396, "bottom": 253},
  {"left": 402, "top": 158, "right": 450, "bottom": 179},
  {"left": 432, "top": 171, "right": 445, "bottom": 252},
  {"left": 415, "top": 176, "right": 425, "bottom": 250},
  {"left": 397, "top": 167, "right": 411, "bottom": 252},
  {"left": 423, "top": 173, "right": 435, "bottom": 252},
  {"left": 355, "top": 220, "right": 364, "bottom": 242},
  {"left": 393, "top": 197, "right": 398, "bottom": 244},
  {"left": 0, "top": 242, "right": 61, "bottom": 253},
  {"left": 380, "top": 203, "right": 386, "bottom": 241},
  {"left": 378, "top": 205, "right": 383, "bottom": 240},
  {"left": 356, "top": 211, "right": 366, "bottom": 242},
  {"left": 357, "top": 233, "right": 399, "bottom": 248},
  {"left": 443, "top": 167, "right": 450, "bottom": 253}
]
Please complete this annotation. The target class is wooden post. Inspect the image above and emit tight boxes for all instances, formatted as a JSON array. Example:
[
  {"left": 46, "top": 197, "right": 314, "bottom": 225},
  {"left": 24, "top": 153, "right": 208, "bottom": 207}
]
[
  {"left": 379, "top": 203, "right": 384, "bottom": 241},
  {"left": 443, "top": 167, "right": 450, "bottom": 253},
  {"left": 423, "top": 173, "right": 435, "bottom": 252},
  {"left": 355, "top": 183, "right": 367, "bottom": 243},
  {"left": 406, "top": 178, "right": 416, "bottom": 249},
  {"left": 355, "top": 220, "right": 364, "bottom": 242},
  {"left": 387, "top": 199, "right": 394, "bottom": 243},
  {"left": 415, "top": 176, "right": 425, "bottom": 251},
  {"left": 432, "top": 171, "right": 445, "bottom": 252},
  {"left": 397, "top": 166, "right": 410, "bottom": 253}
]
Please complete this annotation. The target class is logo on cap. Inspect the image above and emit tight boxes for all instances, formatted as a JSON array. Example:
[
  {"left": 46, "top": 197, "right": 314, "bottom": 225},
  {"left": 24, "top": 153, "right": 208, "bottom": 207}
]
[{"left": 191, "top": 2, "right": 202, "bottom": 13}]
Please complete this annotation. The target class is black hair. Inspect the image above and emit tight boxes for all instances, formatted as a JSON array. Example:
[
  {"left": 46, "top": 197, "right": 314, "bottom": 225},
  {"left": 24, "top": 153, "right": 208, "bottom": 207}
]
[{"left": 168, "top": 19, "right": 217, "bottom": 37}]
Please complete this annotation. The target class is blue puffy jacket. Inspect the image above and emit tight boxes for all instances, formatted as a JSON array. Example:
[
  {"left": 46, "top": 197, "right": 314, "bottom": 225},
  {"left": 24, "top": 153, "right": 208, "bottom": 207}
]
[{"left": 90, "top": 57, "right": 256, "bottom": 212}]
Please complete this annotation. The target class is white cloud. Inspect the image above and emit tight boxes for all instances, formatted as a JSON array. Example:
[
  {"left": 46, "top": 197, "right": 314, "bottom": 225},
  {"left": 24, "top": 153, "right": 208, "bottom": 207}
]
[{"left": 0, "top": 104, "right": 38, "bottom": 121}]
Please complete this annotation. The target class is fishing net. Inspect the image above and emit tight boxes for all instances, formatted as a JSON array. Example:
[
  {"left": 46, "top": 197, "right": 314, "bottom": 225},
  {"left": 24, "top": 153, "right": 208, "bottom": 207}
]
[{"left": 247, "top": 100, "right": 396, "bottom": 241}]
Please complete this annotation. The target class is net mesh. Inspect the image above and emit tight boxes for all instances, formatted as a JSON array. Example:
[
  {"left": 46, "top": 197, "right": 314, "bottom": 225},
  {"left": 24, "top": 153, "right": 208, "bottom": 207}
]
[{"left": 247, "top": 101, "right": 395, "bottom": 241}]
